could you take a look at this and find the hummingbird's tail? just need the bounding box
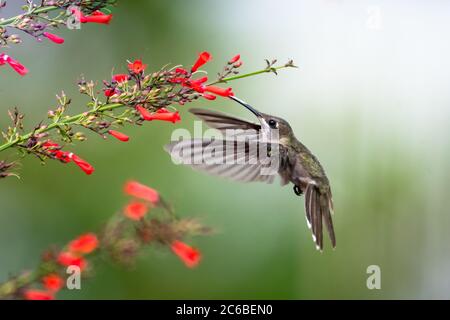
[304,184,336,251]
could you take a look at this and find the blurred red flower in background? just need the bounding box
[124,201,149,220]
[124,180,160,204]
[42,274,64,293]
[171,240,201,268]
[23,289,54,300]
[69,233,99,254]
[57,252,87,271]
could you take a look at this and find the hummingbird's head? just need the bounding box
[229,96,294,140]
[259,112,294,139]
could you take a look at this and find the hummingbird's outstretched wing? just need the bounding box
[188,108,261,132]
[164,108,284,184]
[164,138,278,183]
[304,182,336,250]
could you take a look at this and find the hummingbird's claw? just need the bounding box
[293,185,303,196]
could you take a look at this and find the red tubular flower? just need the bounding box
[124,180,159,203]
[151,111,180,123]
[234,61,243,68]
[191,51,211,72]
[190,76,208,86]
[43,32,65,44]
[156,108,170,113]
[42,141,71,162]
[57,252,87,270]
[171,240,201,268]
[137,106,181,123]
[0,53,28,76]
[229,54,240,63]
[175,67,188,75]
[42,141,94,174]
[104,88,117,97]
[136,105,152,120]
[173,75,208,93]
[180,77,209,93]
[152,110,181,123]
[128,59,147,74]
[124,201,148,220]
[183,81,205,93]
[70,154,95,175]
[42,274,64,293]
[42,141,62,153]
[202,93,217,100]
[172,75,208,92]
[68,233,98,254]
[113,74,129,82]
[108,130,129,142]
[204,85,234,97]
[72,8,113,24]
[84,10,113,24]
[23,290,54,300]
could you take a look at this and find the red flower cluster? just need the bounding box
[170,51,239,100]
[123,180,160,220]
[5,52,250,179]
[0,53,28,76]
[122,181,202,268]
[1,7,114,77]
[23,233,98,300]
[13,180,211,300]
[42,141,94,175]
[104,54,241,130]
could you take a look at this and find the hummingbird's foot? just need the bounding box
[293,185,303,196]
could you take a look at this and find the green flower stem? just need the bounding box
[208,65,293,86]
[0,6,59,27]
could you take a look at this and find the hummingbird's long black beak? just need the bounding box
[229,96,263,119]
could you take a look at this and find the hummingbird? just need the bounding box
[165,96,336,251]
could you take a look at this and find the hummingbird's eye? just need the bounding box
[268,119,278,129]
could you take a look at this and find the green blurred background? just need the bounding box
[1,0,450,299]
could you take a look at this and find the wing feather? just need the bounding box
[189,108,261,132]
[164,138,279,184]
